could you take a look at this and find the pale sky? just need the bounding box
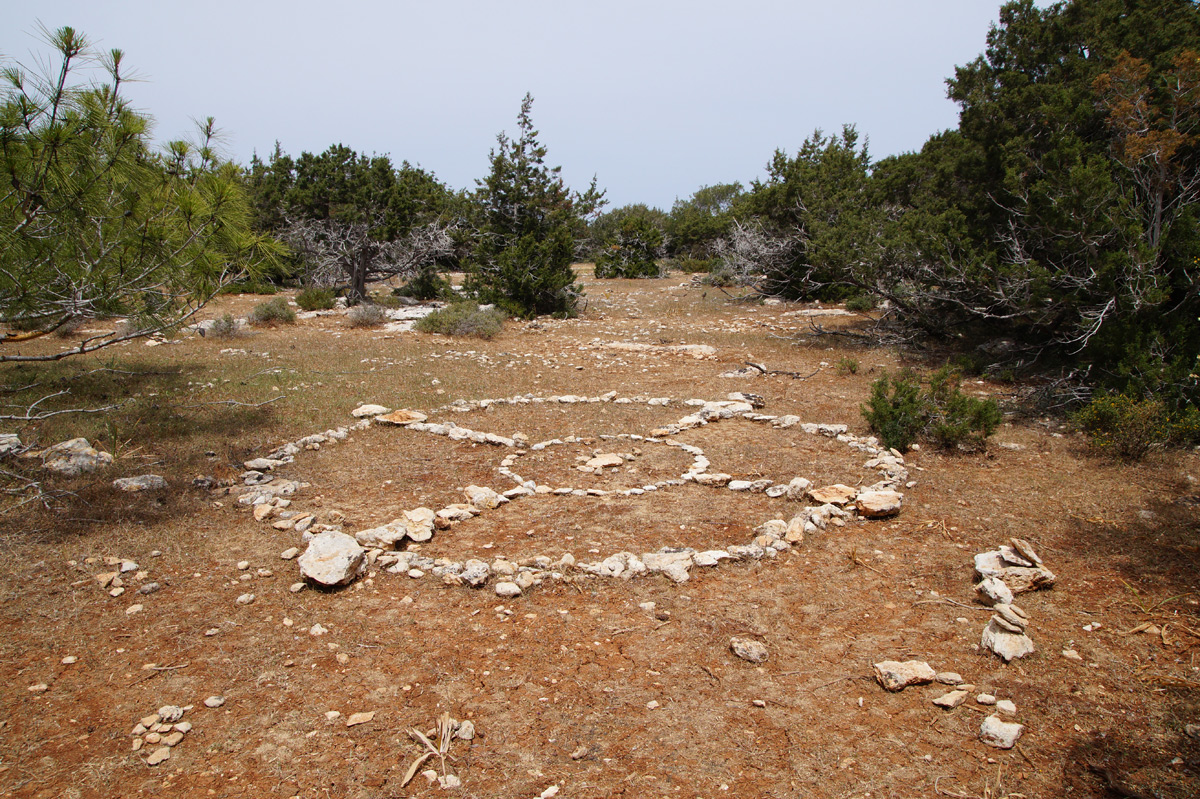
[2,0,1003,210]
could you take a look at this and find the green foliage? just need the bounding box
[862,370,929,452]
[674,257,718,274]
[594,215,664,278]
[844,294,876,312]
[347,303,387,328]
[1074,393,1199,460]
[295,288,336,311]
[466,94,604,318]
[666,183,745,259]
[868,1,1200,409]
[701,264,738,288]
[862,367,1000,452]
[248,297,295,326]
[925,368,1002,453]
[415,302,505,339]
[245,142,457,298]
[0,27,281,361]
[588,204,667,260]
[835,356,859,376]
[741,126,879,300]
[395,263,453,301]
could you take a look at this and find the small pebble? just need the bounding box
[237,561,250,570]
[977,693,997,705]
[996,699,1017,715]
[203,696,225,709]
[125,604,143,615]
[235,593,255,605]
[61,656,77,665]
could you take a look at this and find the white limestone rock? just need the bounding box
[854,490,903,518]
[113,474,167,492]
[298,532,365,587]
[350,404,390,418]
[981,617,1035,661]
[42,438,112,476]
[873,660,936,692]
[980,715,1024,749]
[729,637,769,664]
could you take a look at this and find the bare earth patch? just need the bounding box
[0,269,1197,798]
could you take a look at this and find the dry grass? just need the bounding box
[0,270,1197,799]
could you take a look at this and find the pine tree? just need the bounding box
[467,94,603,317]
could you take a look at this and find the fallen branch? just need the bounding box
[177,396,286,410]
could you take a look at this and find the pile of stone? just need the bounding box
[131,704,194,765]
[873,660,1026,749]
[973,538,1055,661]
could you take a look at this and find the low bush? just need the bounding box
[347,303,388,328]
[395,264,454,301]
[295,288,336,311]
[1073,393,1199,459]
[675,257,718,274]
[862,367,1001,452]
[416,302,505,339]
[248,297,295,326]
[835,356,859,376]
[209,312,240,338]
[844,294,877,312]
[218,280,277,296]
[702,264,738,287]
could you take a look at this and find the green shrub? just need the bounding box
[862,367,1001,452]
[1072,393,1199,459]
[218,280,277,296]
[209,312,240,338]
[395,264,453,301]
[676,257,718,274]
[926,368,1002,452]
[594,216,664,279]
[862,370,929,451]
[835,356,859,376]
[248,296,295,326]
[844,294,877,312]
[702,264,738,287]
[295,288,335,311]
[347,303,388,328]
[416,302,506,339]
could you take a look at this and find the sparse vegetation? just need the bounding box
[415,302,505,339]
[209,312,240,338]
[1073,394,1200,460]
[835,356,859,376]
[347,303,389,328]
[295,288,336,311]
[862,367,1000,452]
[844,294,876,313]
[248,297,296,326]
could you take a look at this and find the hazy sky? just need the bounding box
[3,1,1003,210]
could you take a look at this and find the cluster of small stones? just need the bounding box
[130,705,194,766]
[871,660,1026,749]
[973,538,1056,662]
[232,391,910,597]
[79,554,168,617]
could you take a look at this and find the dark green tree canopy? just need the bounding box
[466,93,605,317]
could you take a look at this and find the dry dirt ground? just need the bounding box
[1,269,1198,799]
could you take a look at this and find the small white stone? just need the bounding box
[235,593,255,605]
